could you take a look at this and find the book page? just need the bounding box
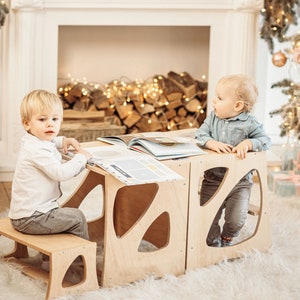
[97,134,138,146]
[85,145,183,185]
[98,134,186,147]
[130,145,205,160]
[130,139,206,158]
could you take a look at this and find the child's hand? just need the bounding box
[232,140,252,159]
[75,148,92,161]
[62,137,81,154]
[206,140,233,154]
[62,137,91,161]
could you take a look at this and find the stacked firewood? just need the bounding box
[58,71,208,133]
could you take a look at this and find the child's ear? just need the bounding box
[234,100,245,112]
[23,120,30,131]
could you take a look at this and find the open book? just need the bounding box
[83,145,183,185]
[97,132,206,160]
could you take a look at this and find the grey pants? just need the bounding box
[11,207,89,240]
[200,176,252,247]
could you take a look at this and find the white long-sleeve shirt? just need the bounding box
[9,132,87,219]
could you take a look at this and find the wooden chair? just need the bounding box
[0,218,98,300]
[186,151,272,270]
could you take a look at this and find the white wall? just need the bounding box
[58,26,210,84]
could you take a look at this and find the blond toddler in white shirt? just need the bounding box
[9,90,91,242]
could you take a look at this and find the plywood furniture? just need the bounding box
[0,132,272,294]
[186,151,271,270]
[62,151,190,287]
[0,218,98,300]
[61,139,271,286]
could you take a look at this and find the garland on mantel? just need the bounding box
[57,71,208,133]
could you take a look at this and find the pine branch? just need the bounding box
[260,0,299,53]
[270,79,293,88]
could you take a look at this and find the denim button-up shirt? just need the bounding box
[195,111,271,180]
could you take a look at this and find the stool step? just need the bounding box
[0,217,99,299]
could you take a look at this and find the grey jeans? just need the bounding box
[200,176,252,247]
[11,207,89,240]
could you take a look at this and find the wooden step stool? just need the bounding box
[0,217,99,300]
[186,151,272,269]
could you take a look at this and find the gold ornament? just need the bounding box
[272,51,287,67]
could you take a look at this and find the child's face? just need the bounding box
[212,81,243,119]
[23,106,62,141]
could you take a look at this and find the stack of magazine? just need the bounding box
[97,132,206,160]
[82,131,206,186]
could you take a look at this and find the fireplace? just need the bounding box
[57,25,210,137]
[0,0,263,177]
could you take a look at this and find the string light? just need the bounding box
[260,0,299,53]
[58,73,207,133]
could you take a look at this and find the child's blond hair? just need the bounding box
[20,90,63,125]
[218,74,258,112]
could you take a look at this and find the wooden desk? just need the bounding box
[62,140,271,287]
[62,142,190,287]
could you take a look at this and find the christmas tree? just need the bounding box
[260,0,300,141]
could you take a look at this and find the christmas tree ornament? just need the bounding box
[292,47,300,64]
[272,51,287,67]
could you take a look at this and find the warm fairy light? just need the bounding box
[58,72,208,132]
[82,88,88,96]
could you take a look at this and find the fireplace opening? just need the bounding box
[57,26,210,139]
[58,26,210,84]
